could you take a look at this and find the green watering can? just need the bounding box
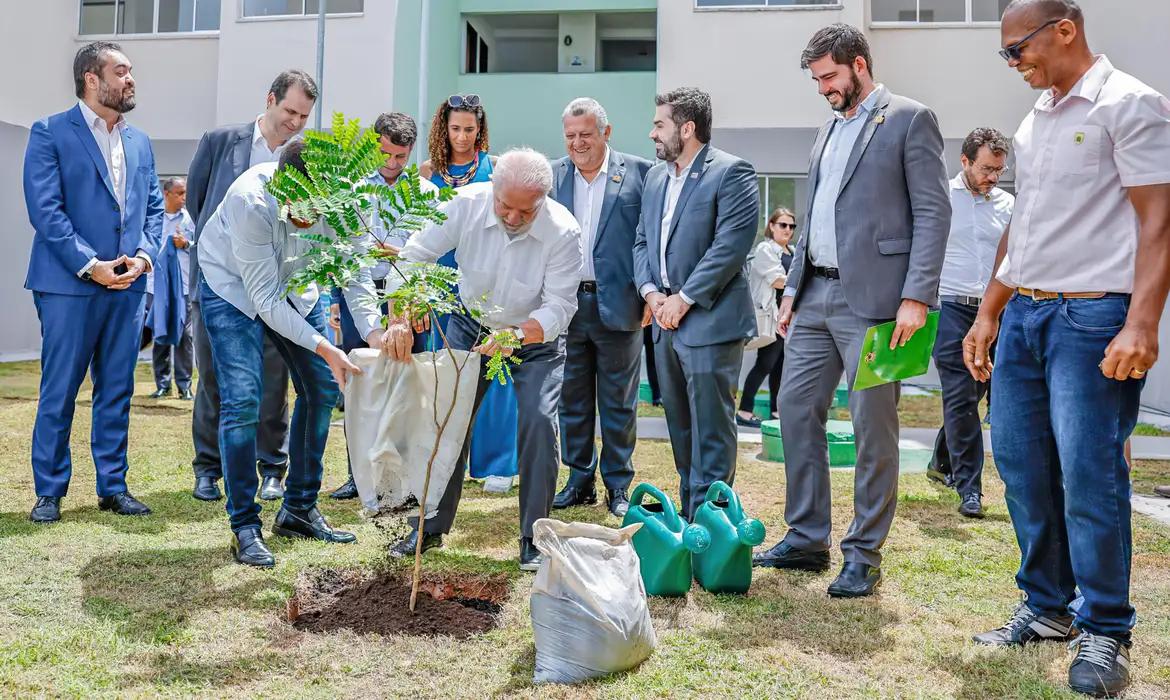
[622,483,711,597]
[690,481,766,594]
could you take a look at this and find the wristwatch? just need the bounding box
[512,326,525,343]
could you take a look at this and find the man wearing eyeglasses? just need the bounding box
[925,128,1013,519]
[965,1,1170,696]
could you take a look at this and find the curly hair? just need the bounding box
[426,99,490,175]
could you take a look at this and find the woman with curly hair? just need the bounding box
[421,95,517,494]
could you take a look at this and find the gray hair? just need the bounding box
[162,176,186,192]
[492,148,553,194]
[562,97,609,130]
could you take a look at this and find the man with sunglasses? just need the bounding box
[965,1,1170,696]
[926,128,1013,519]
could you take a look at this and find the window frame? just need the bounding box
[78,0,222,38]
[237,0,364,22]
[693,0,844,11]
[869,0,1005,28]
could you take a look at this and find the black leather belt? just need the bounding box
[941,294,981,307]
[812,266,840,279]
[579,281,597,293]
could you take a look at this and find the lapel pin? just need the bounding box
[873,114,886,125]
[689,172,699,179]
[612,174,622,183]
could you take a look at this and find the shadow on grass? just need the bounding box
[931,647,1072,700]
[897,492,1010,545]
[697,573,900,661]
[0,489,226,539]
[122,650,293,691]
[79,545,276,645]
[494,639,644,696]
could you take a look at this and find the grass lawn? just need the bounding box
[2,361,1169,698]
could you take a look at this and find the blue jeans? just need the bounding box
[992,293,1141,640]
[200,282,338,532]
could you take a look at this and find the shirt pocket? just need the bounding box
[1051,125,1103,180]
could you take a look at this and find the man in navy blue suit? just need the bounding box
[549,98,653,518]
[23,41,163,523]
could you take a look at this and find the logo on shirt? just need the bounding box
[1074,131,1086,145]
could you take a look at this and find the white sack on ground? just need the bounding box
[530,518,657,684]
[344,348,481,518]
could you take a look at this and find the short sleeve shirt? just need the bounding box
[997,55,1170,293]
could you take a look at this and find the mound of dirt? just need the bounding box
[289,569,509,639]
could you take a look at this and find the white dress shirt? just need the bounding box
[76,100,152,277]
[939,173,1013,297]
[392,182,582,338]
[997,55,1170,293]
[638,154,698,304]
[250,116,289,168]
[197,162,381,351]
[571,146,609,281]
[164,209,195,295]
[366,171,439,281]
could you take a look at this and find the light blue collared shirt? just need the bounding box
[806,85,886,269]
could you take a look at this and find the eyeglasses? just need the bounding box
[998,18,1062,61]
[447,94,481,109]
[772,222,796,230]
[976,165,1009,177]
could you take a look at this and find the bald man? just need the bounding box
[965,1,1170,696]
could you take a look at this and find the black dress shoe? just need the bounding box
[177,387,193,401]
[606,488,630,518]
[752,540,830,572]
[30,496,61,523]
[192,476,222,501]
[552,481,597,510]
[272,506,356,543]
[388,529,442,558]
[149,387,171,399]
[926,462,955,488]
[827,562,882,598]
[735,412,762,428]
[329,477,359,500]
[259,476,284,501]
[98,492,152,516]
[520,537,544,572]
[959,493,984,519]
[231,527,275,568]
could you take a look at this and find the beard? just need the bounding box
[98,79,136,113]
[502,218,535,236]
[829,70,864,114]
[654,130,683,162]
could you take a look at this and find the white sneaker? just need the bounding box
[483,476,514,493]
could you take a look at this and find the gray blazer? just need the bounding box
[633,144,760,347]
[786,88,951,319]
[185,121,255,298]
[552,150,654,332]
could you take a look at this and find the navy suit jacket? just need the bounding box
[23,104,163,296]
[551,150,653,332]
[185,121,255,297]
[633,144,760,347]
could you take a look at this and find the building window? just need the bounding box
[757,175,797,238]
[241,0,362,18]
[871,0,1008,24]
[696,0,840,8]
[80,0,220,34]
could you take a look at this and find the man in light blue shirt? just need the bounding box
[197,141,384,568]
[148,177,196,399]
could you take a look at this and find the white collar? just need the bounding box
[78,100,126,133]
[1035,55,1113,112]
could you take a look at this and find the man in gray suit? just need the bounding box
[185,70,316,502]
[633,87,760,520]
[753,24,950,598]
[550,98,653,518]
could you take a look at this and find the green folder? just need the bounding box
[853,311,940,391]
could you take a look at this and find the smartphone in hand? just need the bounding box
[113,262,128,275]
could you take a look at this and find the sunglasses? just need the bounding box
[772,222,796,230]
[998,18,1062,61]
[447,94,481,109]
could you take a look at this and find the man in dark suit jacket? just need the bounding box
[549,98,653,518]
[633,87,760,520]
[23,42,162,523]
[185,70,317,502]
[753,25,950,598]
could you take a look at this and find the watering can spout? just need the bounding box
[682,524,711,554]
[737,519,766,547]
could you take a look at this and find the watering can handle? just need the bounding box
[629,483,683,531]
[703,480,746,522]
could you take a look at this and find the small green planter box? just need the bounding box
[759,419,857,467]
[753,393,772,419]
[832,384,849,409]
[639,380,654,404]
